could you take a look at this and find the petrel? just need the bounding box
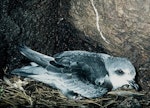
[11,45,139,99]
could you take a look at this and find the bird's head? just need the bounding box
[105,57,139,90]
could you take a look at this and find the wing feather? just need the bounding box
[12,65,108,98]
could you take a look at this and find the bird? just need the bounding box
[11,45,139,99]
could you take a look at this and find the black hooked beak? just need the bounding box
[128,80,139,91]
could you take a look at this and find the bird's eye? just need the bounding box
[115,69,124,75]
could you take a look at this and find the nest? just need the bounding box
[0,76,149,108]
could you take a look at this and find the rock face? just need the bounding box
[69,0,150,64]
[0,0,150,97]
[0,0,106,71]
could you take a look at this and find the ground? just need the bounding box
[0,74,149,107]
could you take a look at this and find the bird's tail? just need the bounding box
[19,45,55,68]
[16,45,62,74]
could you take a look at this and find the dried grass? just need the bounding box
[0,76,149,108]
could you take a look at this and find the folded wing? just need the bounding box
[11,46,110,98]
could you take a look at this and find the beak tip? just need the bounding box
[134,84,139,91]
[128,80,139,91]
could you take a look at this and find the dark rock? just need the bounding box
[0,0,106,73]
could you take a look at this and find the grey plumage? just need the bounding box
[11,45,139,99]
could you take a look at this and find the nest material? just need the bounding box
[0,76,149,108]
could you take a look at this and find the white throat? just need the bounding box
[109,75,129,90]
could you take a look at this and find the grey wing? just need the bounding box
[11,65,108,98]
[18,46,108,83]
[11,47,110,98]
[54,51,109,85]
